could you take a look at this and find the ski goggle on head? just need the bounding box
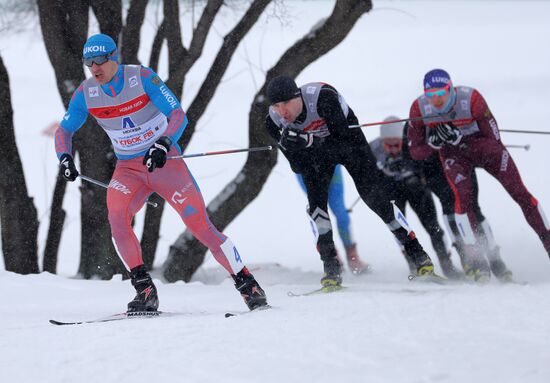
[425,83,451,98]
[382,140,403,153]
[83,53,113,67]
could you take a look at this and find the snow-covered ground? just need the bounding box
[1,1,550,382]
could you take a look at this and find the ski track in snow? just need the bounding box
[1,269,550,383]
[1,1,550,382]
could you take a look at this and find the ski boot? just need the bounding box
[232,267,268,310]
[413,251,435,276]
[454,242,490,283]
[392,228,435,277]
[127,265,159,312]
[345,243,371,275]
[320,257,343,290]
[401,234,435,276]
[488,249,513,283]
[462,254,491,284]
[437,252,464,280]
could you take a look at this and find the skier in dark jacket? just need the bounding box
[265,75,439,288]
[370,116,462,279]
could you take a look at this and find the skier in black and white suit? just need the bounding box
[264,75,439,287]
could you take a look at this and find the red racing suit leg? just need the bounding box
[442,138,550,253]
[475,139,550,250]
[107,148,245,274]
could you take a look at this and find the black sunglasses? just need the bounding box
[83,54,110,67]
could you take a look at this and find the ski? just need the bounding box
[224,305,272,318]
[287,285,348,297]
[408,274,450,285]
[49,311,177,326]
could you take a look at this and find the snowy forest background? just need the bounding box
[1,1,549,382]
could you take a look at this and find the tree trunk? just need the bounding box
[163,0,373,282]
[0,55,39,274]
[38,0,89,274]
[38,0,125,278]
[42,175,66,273]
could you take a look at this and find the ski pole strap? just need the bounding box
[79,175,158,208]
[167,146,273,160]
[344,114,550,135]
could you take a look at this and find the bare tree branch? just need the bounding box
[148,18,166,72]
[181,0,224,74]
[164,0,224,96]
[180,0,272,149]
[121,0,150,64]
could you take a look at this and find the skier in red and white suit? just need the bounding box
[408,69,550,281]
[55,34,267,311]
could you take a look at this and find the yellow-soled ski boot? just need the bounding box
[320,257,343,292]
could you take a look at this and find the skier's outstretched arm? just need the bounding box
[140,66,188,149]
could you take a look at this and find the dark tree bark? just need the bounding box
[38,0,90,274]
[42,175,66,273]
[140,0,270,269]
[0,55,39,274]
[148,19,166,72]
[91,0,123,42]
[163,0,373,282]
[121,0,149,64]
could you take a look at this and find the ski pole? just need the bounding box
[79,175,158,208]
[505,144,530,151]
[346,196,362,213]
[346,116,550,136]
[308,115,472,135]
[168,146,273,160]
[500,129,550,135]
[347,114,473,129]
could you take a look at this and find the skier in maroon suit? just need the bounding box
[407,69,550,281]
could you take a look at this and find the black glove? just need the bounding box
[279,128,315,151]
[434,122,462,145]
[385,156,404,174]
[427,128,444,150]
[143,136,171,173]
[59,153,79,181]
